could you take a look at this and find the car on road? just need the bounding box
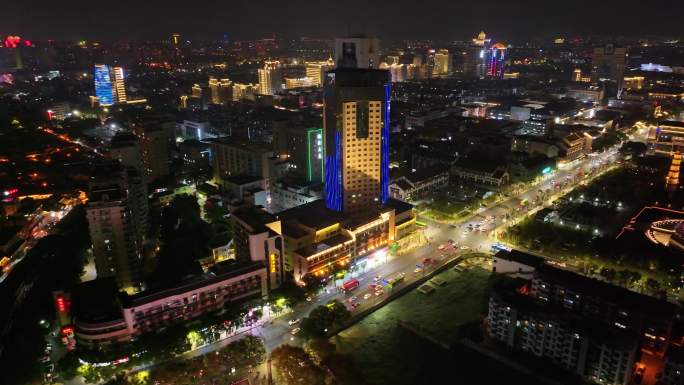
[351,302,360,309]
[460,245,470,250]
[373,275,381,282]
[374,289,383,296]
[414,267,422,274]
[350,295,358,302]
[290,328,301,335]
[306,296,313,302]
[288,318,300,326]
[363,293,372,300]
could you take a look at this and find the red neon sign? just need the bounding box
[56,296,66,312]
[4,36,21,49]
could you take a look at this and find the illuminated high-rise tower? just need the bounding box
[94,64,127,105]
[486,43,506,78]
[111,66,127,103]
[305,59,334,86]
[94,64,114,106]
[258,60,282,95]
[323,68,391,214]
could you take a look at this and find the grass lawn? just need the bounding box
[330,268,540,385]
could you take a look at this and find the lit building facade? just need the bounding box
[486,43,506,78]
[489,250,680,385]
[94,64,114,106]
[306,59,334,86]
[648,121,684,155]
[86,163,143,293]
[284,77,312,89]
[433,49,451,76]
[231,205,285,291]
[93,64,127,106]
[209,77,232,104]
[111,66,127,103]
[68,258,272,346]
[258,60,282,95]
[323,68,391,214]
[464,31,490,78]
[278,200,404,281]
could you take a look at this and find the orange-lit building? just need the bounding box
[277,199,411,281]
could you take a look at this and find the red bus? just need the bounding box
[342,279,360,293]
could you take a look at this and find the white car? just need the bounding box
[414,268,422,273]
[460,245,470,250]
[288,318,300,326]
[290,328,301,335]
[363,293,372,300]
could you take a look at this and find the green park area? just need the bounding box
[502,164,684,297]
[418,185,502,221]
[327,267,538,385]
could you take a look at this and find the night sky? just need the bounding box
[2,0,683,41]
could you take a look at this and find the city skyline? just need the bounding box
[2,3,684,385]
[2,0,683,41]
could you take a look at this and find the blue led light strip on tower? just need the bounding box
[380,83,391,204]
[325,130,343,211]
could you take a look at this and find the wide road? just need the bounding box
[187,146,621,356]
[63,145,624,385]
[0,198,78,284]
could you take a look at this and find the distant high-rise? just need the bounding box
[323,68,391,214]
[464,32,505,79]
[93,64,127,106]
[111,66,127,103]
[334,36,380,69]
[108,132,148,243]
[109,131,144,176]
[591,44,627,90]
[472,31,491,46]
[486,43,506,78]
[133,122,170,183]
[305,59,334,87]
[258,60,282,95]
[464,31,489,78]
[86,162,143,293]
[191,84,202,98]
[208,77,233,104]
[433,49,451,76]
[94,64,114,106]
